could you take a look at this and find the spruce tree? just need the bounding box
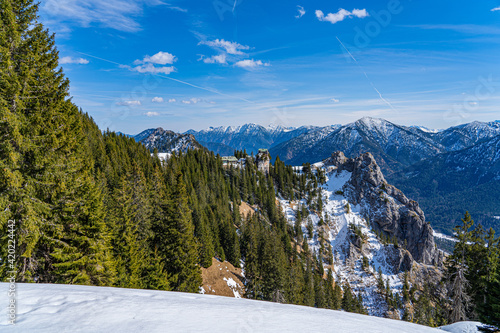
[162,171,202,292]
[445,212,474,323]
[111,176,148,289]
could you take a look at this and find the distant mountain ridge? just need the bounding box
[134,127,203,154]
[270,117,500,172]
[184,123,336,155]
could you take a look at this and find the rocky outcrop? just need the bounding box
[325,151,438,265]
[256,149,270,175]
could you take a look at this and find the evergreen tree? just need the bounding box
[161,171,202,292]
[445,212,473,323]
[111,176,148,289]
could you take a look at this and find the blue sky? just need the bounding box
[40,0,500,134]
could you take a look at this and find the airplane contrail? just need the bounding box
[76,51,254,104]
[335,36,398,112]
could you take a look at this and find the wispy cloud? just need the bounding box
[152,97,164,103]
[202,54,227,64]
[404,24,500,35]
[295,5,306,19]
[182,98,201,104]
[315,8,368,24]
[41,0,164,33]
[131,63,176,74]
[144,111,160,117]
[180,98,216,105]
[199,39,250,55]
[331,98,340,103]
[234,59,270,69]
[492,7,500,12]
[117,100,141,106]
[166,3,188,13]
[60,56,89,64]
[168,98,177,103]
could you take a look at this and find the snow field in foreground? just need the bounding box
[0,283,446,333]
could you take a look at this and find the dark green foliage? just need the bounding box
[161,171,201,292]
[441,211,500,327]
[0,0,114,285]
[341,283,366,314]
[362,256,369,272]
[403,271,410,302]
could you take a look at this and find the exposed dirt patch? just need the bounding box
[239,201,257,219]
[201,258,245,298]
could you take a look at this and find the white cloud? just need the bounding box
[168,98,177,103]
[132,63,176,75]
[234,59,270,69]
[203,54,227,64]
[130,51,177,75]
[141,51,177,65]
[492,7,500,11]
[41,0,164,33]
[331,98,340,103]
[144,112,160,117]
[60,56,89,64]
[116,100,141,106]
[295,5,306,18]
[181,98,202,104]
[152,97,164,103]
[315,8,368,24]
[199,39,250,55]
[351,9,369,18]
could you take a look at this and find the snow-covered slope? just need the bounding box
[270,117,500,173]
[1,283,446,333]
[185,123,324,155]
[435,120,500,151]
[271,117,444,171]
[280,169,398,316]
[439,321,483,333]
[134,128,202,153]
[275,152,453,324]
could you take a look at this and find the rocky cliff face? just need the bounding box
[325,151,439,265]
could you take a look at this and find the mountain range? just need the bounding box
[134,127,203,153]
[185,123,335,156]
[132,117,500,234]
